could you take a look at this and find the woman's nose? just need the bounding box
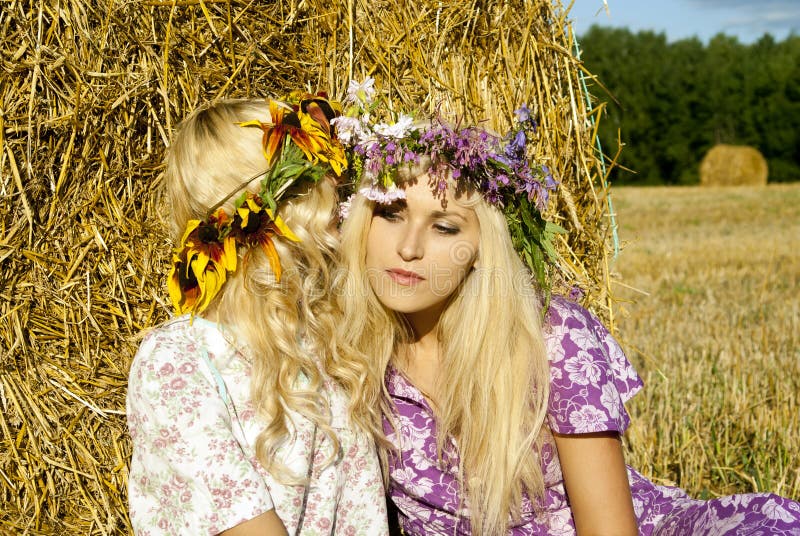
[397,226,423,261]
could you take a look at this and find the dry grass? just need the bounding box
[611,184,800,500]
[0,0,614,532]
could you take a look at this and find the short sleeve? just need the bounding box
[543,296,644,435]
[126,325,273,535]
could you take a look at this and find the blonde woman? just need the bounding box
[126,96,388,535]
[335,92,800,535]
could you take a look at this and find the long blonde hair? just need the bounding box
[165,98,383,482]
[337,171,551,534]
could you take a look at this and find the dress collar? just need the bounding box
[385,363,434,411]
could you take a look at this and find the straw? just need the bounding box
[0,1,613,531]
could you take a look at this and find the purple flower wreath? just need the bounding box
[334,78,565,292]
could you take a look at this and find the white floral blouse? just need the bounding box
[126,316,388,535]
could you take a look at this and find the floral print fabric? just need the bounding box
[127,316,388,535]
[384,296,800,535]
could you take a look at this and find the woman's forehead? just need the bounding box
[399,175,476,215]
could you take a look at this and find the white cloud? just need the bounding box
[685,0,800,39]
[685,0,795,7]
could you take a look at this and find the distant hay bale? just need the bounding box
[0,0,616,532]
[700,144,768,186]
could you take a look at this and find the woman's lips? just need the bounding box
[386,268,425,285]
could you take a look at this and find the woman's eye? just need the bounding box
[434,224,459,235]
[375,207,402,222]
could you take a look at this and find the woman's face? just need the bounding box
[365,177,480,321]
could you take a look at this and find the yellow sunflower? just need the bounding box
[230,195,299,281]
[167,209,237,315]
[241,98,347,176]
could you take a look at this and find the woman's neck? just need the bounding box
[401,308,444,403]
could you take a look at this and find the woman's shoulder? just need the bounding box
[129,315,237,389]
[542,294,608,352]
[544,294,599,332]
[543,295,644,434]
[139,314,224,342]
[543,294,639,378]
[133,316,205,364]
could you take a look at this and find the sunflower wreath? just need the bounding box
[168,92,345,316]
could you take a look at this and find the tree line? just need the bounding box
[578,27,800,185]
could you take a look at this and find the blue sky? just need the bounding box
[568,0,800,44]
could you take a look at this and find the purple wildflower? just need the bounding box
[365,158,383,178]
[543,166,557,191]
[568,285,585,302]
[514,103,531,123]
[485,190,502,204]
[362,142,386,178]
[514,130,526,147]
[518,177,547,210]
[538,188,550,211]
[505,130,527,162]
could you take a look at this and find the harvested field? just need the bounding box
[611,184,800,500]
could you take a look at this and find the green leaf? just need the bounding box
[262,190,277,213]
[544,221,567,234]
[233,192,247,209]
[542,236,559,262]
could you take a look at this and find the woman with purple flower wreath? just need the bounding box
[334,78,800,535]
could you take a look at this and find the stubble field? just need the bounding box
[610,183,799,500]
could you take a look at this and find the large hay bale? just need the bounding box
[700,144,768,186]
[0,0,615,532]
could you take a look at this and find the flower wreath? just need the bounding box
[334,78,565,292]
[168,81,564,316]
[168,93,345,316]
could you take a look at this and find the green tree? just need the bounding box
[578,27,800,184]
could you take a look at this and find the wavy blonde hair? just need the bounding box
[337,165,551,534]
[165,98,383,482]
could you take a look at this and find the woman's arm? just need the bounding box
[219,510,288,536]
[553,431,638,536]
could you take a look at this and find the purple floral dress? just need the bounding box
[384,296,800,535]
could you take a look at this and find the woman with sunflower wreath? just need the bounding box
[126,95,388,535]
